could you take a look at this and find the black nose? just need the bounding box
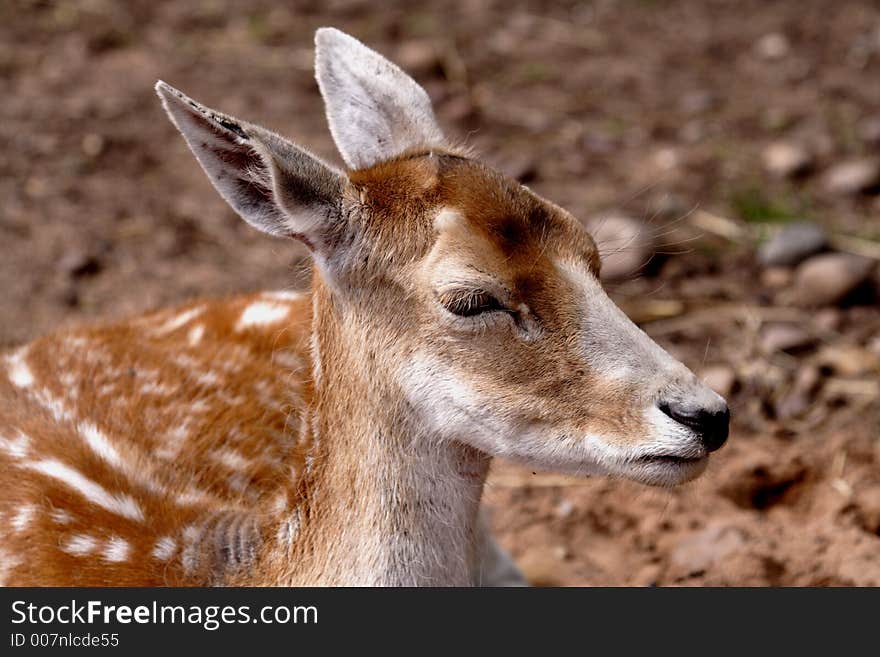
[658,400,729,452]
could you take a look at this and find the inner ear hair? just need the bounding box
[156,80,345,248]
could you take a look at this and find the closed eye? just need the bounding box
[438,288,509,317]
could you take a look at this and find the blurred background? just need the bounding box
[1,0,878,585]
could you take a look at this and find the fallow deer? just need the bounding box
[0,28,728,586]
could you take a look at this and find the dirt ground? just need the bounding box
[2,1,879,585]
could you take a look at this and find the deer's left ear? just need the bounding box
[315,27,448,170]
[156,81,345,252]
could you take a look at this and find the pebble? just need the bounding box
[758,221,827,267]
[822,158,880,195]
[555,498,575,519]
[669,524,746,576]
[587,215,654,281]
[762,142,813,179]
[815,345,880,377]
[775,390,810,420]
[794,253,876,306]
[756,32,791,60]
[760,323,816,354]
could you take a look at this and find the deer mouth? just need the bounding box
[635,453,707,467]
[619,451,710,486]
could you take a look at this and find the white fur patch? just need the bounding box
[153,307,205,335]
[11,504,35,532]
[151,536,177,561]
[79,422,125,470]
[0,431,30,460]
[102,536,131,562]
[25,458,144,522]
[6,348,34,388]
[262,290,304,302]
[187,324,205,346]
[50,508,73,525]
[62,534,98,556]
[214,448,252,471]
[236,301,290,331]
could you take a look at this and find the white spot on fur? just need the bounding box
[0,431,30,460]
[152,536,177,561]
[79,422,125,470]
[62,533,98,556]
[32,387,73,423]
[181,524,202,574]
[6,348,34,388]
[11,504,35,532]
[196,370,220,386]
[25,458,145,522]
[262,290,304,302]
[141,382,176,396]
[236,301,290,331]
[187,324,205,346]
[214,448,252,470]
[102,536,131,562]
[50,508,73,525]
[152,306,205,335]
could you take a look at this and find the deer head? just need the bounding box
[156,27,728,490]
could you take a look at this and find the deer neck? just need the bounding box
[267,280,489,586]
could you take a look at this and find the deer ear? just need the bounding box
[315,27,447,170]
[155,81,345,250]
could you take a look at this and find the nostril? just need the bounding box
[658,401,730,452]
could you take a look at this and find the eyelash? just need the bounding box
[438,289,509,318]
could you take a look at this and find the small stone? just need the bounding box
[793,365,821,395]
[815,345,880,377]
[794,253,876,306]
[518,548,565,587]
[760,323,816,354]
[81,133,105,158]
[632,563,662,587]
[555,498,575,519]
[775,390,810,420]
[758,221,827,267]
[822,158,880,195]
[812,308,841,333]
[669,523,746,577]
[700,364,737,397]
[552,545,571,561]
[651,147,680,173]
[761,266,794,288]
[586,215,654,282]
[762,142,813,179]
[756,32,790,60]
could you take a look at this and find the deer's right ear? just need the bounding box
[156,81,345,251]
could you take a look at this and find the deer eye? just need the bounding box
[438,289,508,317]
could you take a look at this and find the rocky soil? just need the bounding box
[1,0,878,585]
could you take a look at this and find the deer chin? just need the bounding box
[610,451,710,487]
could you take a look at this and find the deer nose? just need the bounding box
[658,400,730,452]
